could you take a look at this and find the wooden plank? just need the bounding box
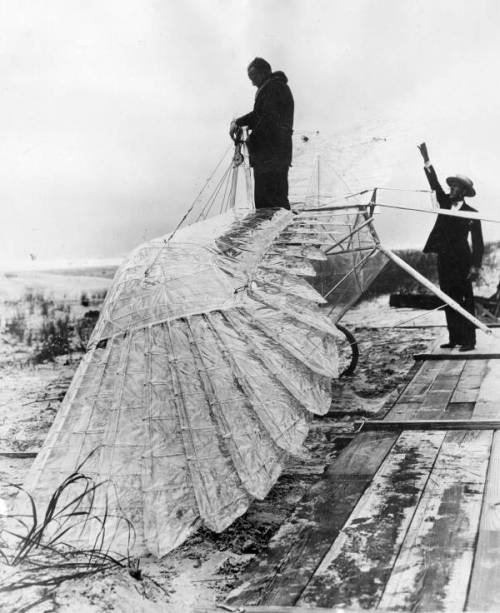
[225,431,398,607]
[297,430,445,610]
[413,360,466,418]
[413,409,449,421]
[430,374,461,391]
[399,376,439,402]
[450,387,481,404]
[419,390,455,411]
[444,402,475,420]
[329,431,397,476]
[397,362,443,403]
[392,360,463,421]
[195,606,395,613]
[463,359,489,376]
[419,360,447,373]
[414,352,500,360]
[467,430,500,610]
[398,386,431,404]
[452,392,481,407]
[362,420,500,431]
[379,430,492,612]
[384,402,421,421]
[473,360,500,419]
[450,360,488,404]
[440,359,466,376]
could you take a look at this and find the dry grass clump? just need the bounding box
[4,311,27,343]
[0,454,140,610]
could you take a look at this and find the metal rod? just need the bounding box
[323,247,378,300]
[303,200,500,225]
[324,216,375,255]
[302,203,371,212]
[374,201,500,224]
[325,246,376,256]
[377,244,492,335]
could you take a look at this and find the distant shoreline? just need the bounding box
[2,266,118,280]
[40,266,118,279]
[1,259,122,277]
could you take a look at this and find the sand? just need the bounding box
[0,269,448,612]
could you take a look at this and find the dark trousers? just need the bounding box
[438,254,476,346]
[253,169,290,210]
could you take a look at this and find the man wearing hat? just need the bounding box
[418,142,484,351]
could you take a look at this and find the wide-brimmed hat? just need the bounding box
[446,174,476,197]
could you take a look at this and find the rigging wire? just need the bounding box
[377,187,433,193]
[196,164,231,220]
[219,166,234,214]
[194,163,233,222]
[390,303,447,328]
[169,144,232,242]
[143,145,232,278]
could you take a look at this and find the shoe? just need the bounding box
[459,345,475,352]
[440,343,456,349]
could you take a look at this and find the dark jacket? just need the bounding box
[423,165,484,268]
[236,71,294,172]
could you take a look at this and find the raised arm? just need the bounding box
[418,142,448,207]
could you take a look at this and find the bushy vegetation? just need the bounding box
[2,290,105,363]
[33,316,73,363]
[80,290,106,307]
[482,240,500,269]
[5,311,27,342]
[361,250,438,299]
[361,241,500,300]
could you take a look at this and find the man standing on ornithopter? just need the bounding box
[418,142,484,351]
[229,57,294,210]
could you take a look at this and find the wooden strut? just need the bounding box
[376,244,493,337]
[372,201,500,225]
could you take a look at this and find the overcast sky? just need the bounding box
[2,0,500,268]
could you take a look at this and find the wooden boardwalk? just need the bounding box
[217,331,500,612]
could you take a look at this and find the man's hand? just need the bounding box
[418,142,430,164]
[468,266,481,282]
[229,120,240,141]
